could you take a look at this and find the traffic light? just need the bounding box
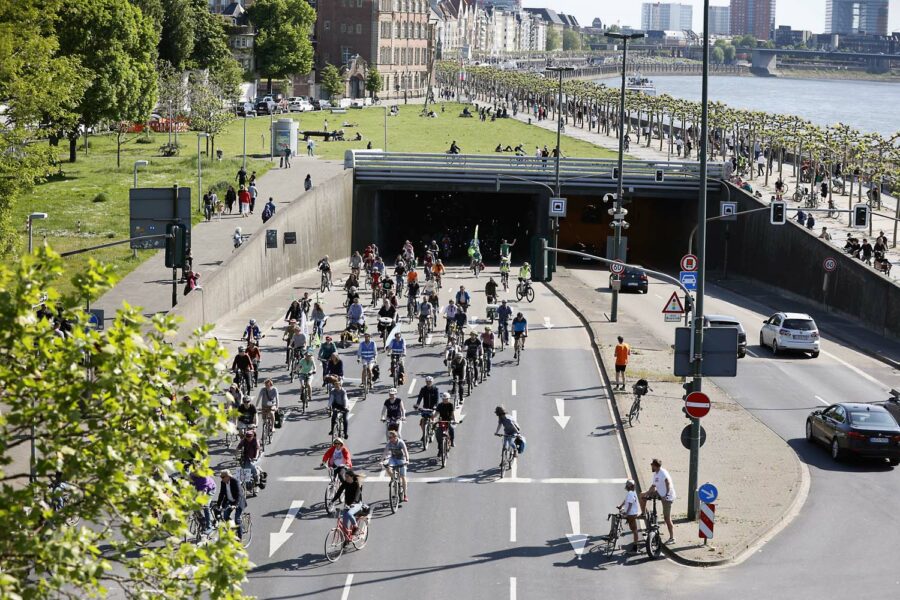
[165,224,186,269]
[852,203,870,229]
[770,201,786,225]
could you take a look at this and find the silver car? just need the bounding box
[759,312,820,358]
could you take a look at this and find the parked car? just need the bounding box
[318,100,333,110]
[608,267,648,294]
[759,312,820,358]
[236,102,257,117]
[255,95,286,115]
[287,97,313,112]
[806,403,900,465]
[704,314,747,358]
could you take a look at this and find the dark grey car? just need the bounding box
[608,268,648,294]
[704,314,747,358]
[806,402,900,465]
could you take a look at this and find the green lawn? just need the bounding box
[17,101,615,294]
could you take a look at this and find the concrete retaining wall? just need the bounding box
[170,170,353,339]
[705,184,900,339]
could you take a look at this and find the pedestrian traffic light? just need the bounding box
[165,224,186,269]
[852,203,870,229]
[770,201,786,225]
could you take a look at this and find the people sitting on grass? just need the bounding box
[495,144,513,153]
[460,107,473,118]
[448,141,461,155]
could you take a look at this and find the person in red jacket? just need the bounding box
[321,438,353,481]
[238,185,251,217]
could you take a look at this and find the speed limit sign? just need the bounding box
[610,260,626,275]
[823,257,837,272]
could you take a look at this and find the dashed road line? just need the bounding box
[340,574,353,600]
[510,577,517,600]
[407,378,417,395]
[511,380,517,396]
[510,507,517,542]
[814,395,830,405]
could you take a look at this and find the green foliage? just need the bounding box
[546,28,561,51]
[711,46,725,64]
[365,66,383,97]
[92,192,110,203]
[320,63,344,100]
[723,45,736,63]
[562,29,582,51]
[249,0,316,83]
[732,34,757,48]
[159,0,196,70]
[0,250,251,599]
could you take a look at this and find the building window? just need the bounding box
[395,22,400,38]
[342,46,353,65]
[356,24,362,34]
[325,20,331,31]
[357,0,363,6]
[340,23,347,33]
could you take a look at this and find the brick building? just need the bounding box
[729,0,775,40]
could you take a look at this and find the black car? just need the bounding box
[806,403,900,465]
[609,267,648,294]
[704,314,747,358]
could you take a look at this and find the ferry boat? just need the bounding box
[625,74,656,96]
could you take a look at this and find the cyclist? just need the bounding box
[407,278,420,315]
[497,300,512,345]
[434,392,457,449]
[246,341,262,387]
[480,326,495,376]
[512,312,528,352]
[443,335,460,366]
[347,297,365,334]
[310,302,327,340]
[283,319,301,364]
[318,255,332,286]
[499,238,516,261]
[413,376,440,441]
[417,295,433,342]
[428,239,440,257]
[284,299,303,322]
[255,379,279,442]
[431,259,445,287]
[236,429,263,487]
[189,470,217,534]
[485,277,499,305]
[455,285,471,312]
[318,336,338,384]
[382,430,410,503]
[386,332,407,381]
[499,258,511,288]
[298,349,317,389]
[380,388,406,441]
[322,438,353,482]
[453,302,468,335]
[494,405,521,455]
[449,352,468,402]
[236,394,257,435]
[216,470,247,540]
[345,284,360,306]
[231,347,254,394]
[393,256,407,292]
[328,379,350,439]
[330,469,365,537]
[372,255,385,278]
[243,319,261,343]
[442,299,459,336]
[617,479,640,552]
[518,262,532,285]
[422,251,434,281]
[381,271,395,298]
[349,250,363,276]
[377,299,397,344]
[288,327,308,369]
[357,332,377,388]
[324,352,344,387]
[463,331,483,384]
[402,239,415,263]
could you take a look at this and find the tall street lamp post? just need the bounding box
[606,31,645,323]
[546,65,574,275]
[242,110,248,170]
[27,212,47,484]
[133,160,148,189]
[197,133,209,213]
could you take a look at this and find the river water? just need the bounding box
[594,75,899,137]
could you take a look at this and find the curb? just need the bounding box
[545,273,811,568]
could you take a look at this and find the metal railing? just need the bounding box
[346,150,725,192]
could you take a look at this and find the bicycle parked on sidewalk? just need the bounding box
[627,379,651,426]
[644,497,663,559]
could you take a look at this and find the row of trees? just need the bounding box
[436,62,900,207]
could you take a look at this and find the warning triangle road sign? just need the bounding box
[662,291,685,314]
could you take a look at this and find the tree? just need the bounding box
[546,27,561,51]
[0,249,252,599]
[365,66,383,100]
[56,0,158,163]
[159,0,196,69]
[191,73,234,159]
[321,63,344,101]
[562,29,582,51]
[723,44,736,63]
[249,0,316,92]
[711,46,725,64]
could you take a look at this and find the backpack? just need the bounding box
[372,364,381,381]
[261,204,274,222]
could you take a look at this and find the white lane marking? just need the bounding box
[280,475,627,484]
[425,334,433,345]
[566,501,588,558]
[407,378,417,395]
[814,395,830,405]
[510,507,517,542]
[340,574,353,600]
[745,348,759,358]
[541,478,629,484]
[821,349,891,392]
[511,380,517,396]
[553,398,570,429]
[269,500,304,557]
[654,294,663,300]
[510,577,517,600]
[543,316,554,329]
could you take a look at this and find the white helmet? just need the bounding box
[389,388,397,395]
[441,392,451,400]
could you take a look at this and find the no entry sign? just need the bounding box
[684,391,711,418]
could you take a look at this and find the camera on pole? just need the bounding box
[769,201,786,225]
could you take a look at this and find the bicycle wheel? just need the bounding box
[289,359,296,383]
[241,512,252,548]
[325,481,337,516]
[324,528,345,562]
[352,518,369,549]
[515,285,524,302]
[645,529,662,559]
[321,276,327,293]
[525,287,535,303]
[439,435,447,468]
[186,512,201,544]
[606,516,620,554]
[628,400,639,427]
[500,447,509,478]
[389,478,399,513]
[265,419,273,446]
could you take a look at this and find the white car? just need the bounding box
[759,312,820,358]
[287,97,312,112]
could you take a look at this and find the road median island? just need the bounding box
[547,266,807,566]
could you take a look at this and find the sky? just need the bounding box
[522,0,900,34]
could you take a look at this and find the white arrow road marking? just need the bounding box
[543,316,554,329]
[340,574,354,600]
[814,395,829,405]
[510,577,517,600]
[510,507,517,542]
[269,500,304,557]
[566,501,589,558]
[511,380,517,396]
[407,378,417,395]
[553,398,570,429]
[347,398,357,420]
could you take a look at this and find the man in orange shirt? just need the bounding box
[613,336,630,390]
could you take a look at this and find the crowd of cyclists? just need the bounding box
[219,237,531,546]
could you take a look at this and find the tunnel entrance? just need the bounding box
[354,189,543,263]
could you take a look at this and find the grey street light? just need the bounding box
[605,31,645,322]
[197,133,209,213]
[545,65,575,276]
[27,211,47,484]
[242,109,248,170]
[27,212,48,255]
[382,104,389,150]
[133,160,148,189]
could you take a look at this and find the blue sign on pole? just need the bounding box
[698,482,718,504]
[679,271,698,291]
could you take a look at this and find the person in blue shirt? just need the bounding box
[347,297,365,329]
[243,319,261,343]
[512,312,528,351]
[387,332,407,379]
[497,299,513,348]
[357,332,377,386]
[372,256,385,275]
[455,285,470,312]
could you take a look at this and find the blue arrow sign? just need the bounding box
[698,482,718,504]
[679,271,698,292]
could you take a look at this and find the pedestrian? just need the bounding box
[861,238,873,265]
[304,174,312,191]
[323,119,329,132]
[225,185,237,214]
[307,138,315,157]
[261,197,276,223]
[613,336,630,390]
[203,191,214,221]
[639,458,676,545]
[233,227,243,249]
[249,171,257,186]
[617,479,641,552]
[283,145,291,168]
[248,181,258,214]
[805,213,815,230]
[818,227,832,241]
[756,152,766,177]
[238,185,251,217]
[279,146,285,168]
[184,271,200,295]
[675,137,683,157]
[236,166,247,187]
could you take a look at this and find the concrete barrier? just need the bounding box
[170,170,353,339]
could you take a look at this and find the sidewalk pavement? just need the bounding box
[547,266,806,565]
[508,105,900,283]
[92,156,345,323]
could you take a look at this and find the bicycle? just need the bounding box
[186,504,221,544]
[390,354,403,389]
[324,467,338,516]
[465,359,475,396]
[604,512,624,555]
[420,410,435,449]
[234,370,252,397]
[320,269,332,292]
[382,416,404,442]
[496,433,518,479]
[435,420,454,468]
[500,270,509,292]
[331,408,347,443]
[451,372,466,406]
[513,334,526,364]
[417,316,432,344]
[288,351,301,383]
[383,460,404,514]
[498,321,510,351]
[324,503,370,562]
[407,297,417,322]
[515,279,535,303]
[262,410,275,447]
[299,373,312,414]
[644,496,663,559]
[360,361,373,401]
[218,506,252,548]
[628,379,651,427]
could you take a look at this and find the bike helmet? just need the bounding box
[425,375,434,382]
[388,388,397,395]
[523,262,530,267]
[441,392,451,400]
[249,319,256,325]
[238,346,245,352]
[495,406,506,416]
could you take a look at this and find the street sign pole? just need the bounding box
[688,0,712,522]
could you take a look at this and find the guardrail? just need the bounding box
[345,151,725,192]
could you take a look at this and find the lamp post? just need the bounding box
[242,110,248,170]
[545,65,574,276]
[133,160,148,189]
[197,133,209,213]
[27,211,47,484]
[382,104,388,150]
[269,112,275,161]
[605,31,645,323]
